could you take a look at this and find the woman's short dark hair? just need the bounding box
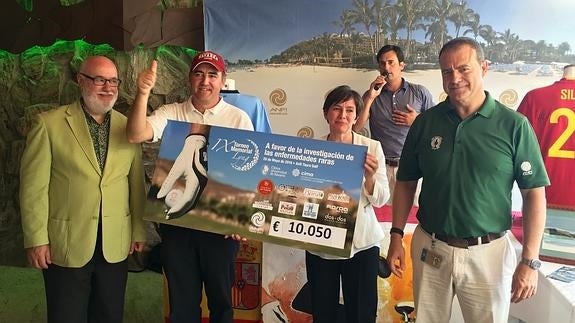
[322,85,363,117]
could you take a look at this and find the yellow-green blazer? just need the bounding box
[20,101,147,268]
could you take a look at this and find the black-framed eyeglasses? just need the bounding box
[80,73,122,87]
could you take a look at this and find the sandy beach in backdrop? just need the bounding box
[228,64,560,136]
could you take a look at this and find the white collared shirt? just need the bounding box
[147,96,254,142]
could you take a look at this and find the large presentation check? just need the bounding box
[144,120,367,257]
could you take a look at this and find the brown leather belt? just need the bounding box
[385,158,399,167]
[433,232,505,248]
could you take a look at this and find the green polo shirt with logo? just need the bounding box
[397,92,549,237]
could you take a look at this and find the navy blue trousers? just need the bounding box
[160,224,239,323]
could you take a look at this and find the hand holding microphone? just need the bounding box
[374,72,389,91]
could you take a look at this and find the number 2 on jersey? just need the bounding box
[548,107,575,159]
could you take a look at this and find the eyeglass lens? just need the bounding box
[81,73,121,86]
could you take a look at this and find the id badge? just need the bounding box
[420,248,443,269]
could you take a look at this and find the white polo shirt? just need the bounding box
[147,96,254,142]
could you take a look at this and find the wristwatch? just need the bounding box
[520,258,541,270]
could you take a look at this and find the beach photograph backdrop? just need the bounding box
[204,1,575,321]
[205,0,575,137]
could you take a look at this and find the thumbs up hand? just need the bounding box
[137,60,157,96]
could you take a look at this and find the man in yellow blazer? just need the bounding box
[19,56,147,323]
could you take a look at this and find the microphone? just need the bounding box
[374,72,389,90]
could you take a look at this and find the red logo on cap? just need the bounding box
[192,51,226,72]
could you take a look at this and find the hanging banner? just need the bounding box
[144,120,367,258]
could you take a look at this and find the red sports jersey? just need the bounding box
[517,78,575,210]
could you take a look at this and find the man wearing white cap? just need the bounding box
[127,50,253,323]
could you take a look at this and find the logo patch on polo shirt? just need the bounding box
[520,161,533,175]
[430,136,443,150]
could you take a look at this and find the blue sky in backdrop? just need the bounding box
[204,0,575,62]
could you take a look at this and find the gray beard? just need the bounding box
[81,89,117,115]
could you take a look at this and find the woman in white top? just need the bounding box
[306,85,390,323]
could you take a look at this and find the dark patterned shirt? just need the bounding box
[83,107,110,171]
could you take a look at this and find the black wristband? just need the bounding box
[390,227,404,238]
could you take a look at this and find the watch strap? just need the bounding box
[520,257,541,270]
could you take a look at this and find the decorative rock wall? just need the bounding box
[0,40,198,265]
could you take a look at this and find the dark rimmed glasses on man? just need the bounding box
[80,73,122,87]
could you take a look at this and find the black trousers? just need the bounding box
[42,238,128,323]
[160,224,239,323]
[305,246,379,323]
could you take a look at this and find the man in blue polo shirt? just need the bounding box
[354,45,434,205]
[386,37,549,323]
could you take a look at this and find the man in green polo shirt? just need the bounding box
[386,37,549,323]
